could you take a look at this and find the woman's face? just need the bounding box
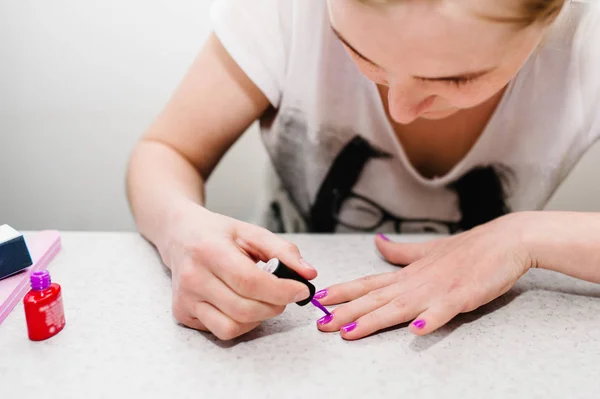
[327,0,548,124]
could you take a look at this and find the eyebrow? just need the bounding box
[331,26,495,82]
[332,27,381,67]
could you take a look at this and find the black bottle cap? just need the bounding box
[258,258,316,306]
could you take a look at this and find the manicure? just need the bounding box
[341,322,358,333]
[412,319,426,329]
[299,258,316,271]
[377,233,390,242]
[318,314,334,325]
[313,289,328,300]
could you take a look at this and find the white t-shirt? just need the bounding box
[210,0,600,234]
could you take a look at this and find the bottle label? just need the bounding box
[256,258,279,274]
[38,296,65,334]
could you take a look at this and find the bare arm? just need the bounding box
[126,32,271,250]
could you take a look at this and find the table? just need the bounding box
[1,232,600,398]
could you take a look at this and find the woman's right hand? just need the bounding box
[157,200,317,340]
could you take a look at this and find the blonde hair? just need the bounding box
[357,0,566,26]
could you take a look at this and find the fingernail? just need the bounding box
[313,289,328,300]
[341,322,358,333]
[377,233,390,242]
[294,290,309,303]
[299,258,316,271]
[412,319,426,329]
[318,314,334,325]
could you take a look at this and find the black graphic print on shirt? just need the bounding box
[262,108,514,234]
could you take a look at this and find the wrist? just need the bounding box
[497,211,541,273]
[508,211,545,271]
[504,210,572,271]
[157,198,213,261]
[512,211,600,282]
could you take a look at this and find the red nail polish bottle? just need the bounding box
[23,270,66,341]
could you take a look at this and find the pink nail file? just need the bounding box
[0,230,62,325]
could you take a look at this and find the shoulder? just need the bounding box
[556,1,600,82]
[210,0,326,31]
[572,1,600,119]
[208,0,326,107]
[572,1,600,69]
[538,1,600,111]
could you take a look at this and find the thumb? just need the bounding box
[375,233,437,266]
[235,224,318,281]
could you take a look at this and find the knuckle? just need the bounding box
[454,295,474,313]
[234,273,259,295]
[185,239,219,263]
[446,276,463,294]
[271,240,300,259]
[176,265,204,295]
[366,288,389,305]
[358,274,378,290]
[171,299,191,325]
[231,302,257,324]
[445,275,484,313]
[463,289,485,312]
[450,286,477,313]
[177,266,197,289]
[391,296,408,311]
[216,321,242,341]
[461,300,478,313]
[394,268,407,279]
[282,241,300,255]
[273,305,286,317]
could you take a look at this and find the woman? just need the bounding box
[126,0,600,341]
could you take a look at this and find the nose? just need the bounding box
[387,82,436,124]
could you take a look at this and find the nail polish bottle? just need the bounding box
[23,270,66,341]
[257,258,316,306]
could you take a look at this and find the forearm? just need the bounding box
[126,138,207,250]
[519,211,600,283]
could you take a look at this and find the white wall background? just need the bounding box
[1,0,599,232]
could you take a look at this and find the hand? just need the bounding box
[316,213,533,340]
[158,200,317,340]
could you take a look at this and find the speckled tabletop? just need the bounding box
[1,232,599,399]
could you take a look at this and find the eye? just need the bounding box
[416,75,479,88]
[444,76,476,87]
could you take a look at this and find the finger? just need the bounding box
[235,224,317,280]
[375,234,440,266]
[174,309,209,332]
[339,291,429,340]
[171,293,210,332]
[193,301,260,341]
[207,241,311,306]
[317,284,398,332]
[205,273,286,323]
[408,299,464,336]
[316,271,399,306]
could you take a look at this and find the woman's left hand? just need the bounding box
[316,213,535,340]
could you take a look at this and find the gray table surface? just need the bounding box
[1,232,600,398]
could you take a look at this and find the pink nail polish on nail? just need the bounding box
[377,233,390,242]
[318,314,334,325]
[341,322,358,333]
[314,289,328,300]
[413,319,426,329]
